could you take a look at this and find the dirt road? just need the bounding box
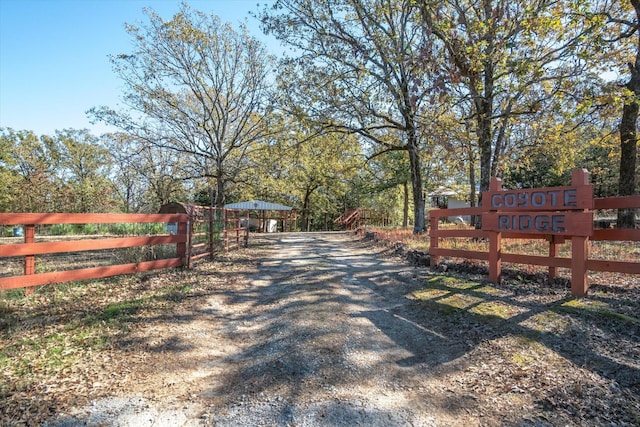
[46,232,639,426]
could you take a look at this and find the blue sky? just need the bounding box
[0,0,277,136]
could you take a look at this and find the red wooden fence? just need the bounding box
[0,210,249,291]
[429,169,640,296]
[186,207,249,266]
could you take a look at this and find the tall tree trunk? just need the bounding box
[468,151,478,227]
[403,180,409,229]
[477,0,495,226]
[407,140,425,233]
[492,101,512,179]
[215,173,225,208]
[617,0,640,229]
[476,97,493,199]
[618,99,639,228]
[301,187,314,232]
[467,141,477,208]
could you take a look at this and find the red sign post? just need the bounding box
[482,169,594,295]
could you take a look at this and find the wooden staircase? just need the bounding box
[334,209,361,230]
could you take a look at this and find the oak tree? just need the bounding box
[91,4,275,207]
[261,0,440,232]
[604,0,640,227]
[420,0,609,206]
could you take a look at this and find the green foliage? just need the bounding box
[35,222,166,237]
[48,224,76,236]
[107,223,140,236]
[248,118,364,230]
[0,1,635,219]
[0,128,118,213]
[90,299,145,323]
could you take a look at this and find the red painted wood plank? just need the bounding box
[502,253,572,268]
[483,211,593,236]
[0,235,186,257]
[190,252,212,261]
[0,258,182,290]
[502,232,553,240]
[435,230,491,238]
[432,228,574,241]
[429,216,440,267]
[489,232,501,283]
[594,195,640,210]
[430,248,490,261]
[592,229,640,242]
[0,213,187,225]
[432,249,639,274]
[572,236,589,296]
[587,259,640,274]
[24,225,35,273]
[549,238,560,278]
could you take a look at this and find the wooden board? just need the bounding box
[483,211,593,236]
[0,213,187,225]
[594,195,640,210]
[0,235,186,257]
[0,258,183,290]
[482,185,593,211]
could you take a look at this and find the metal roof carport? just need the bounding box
[224,200,296,232]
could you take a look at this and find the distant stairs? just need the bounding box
[334,209,361,230]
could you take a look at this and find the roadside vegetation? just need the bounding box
[0,268,200,425]
[367,225,640,262]
[1,232,638,425]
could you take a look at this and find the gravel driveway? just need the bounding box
[46,231,640,426]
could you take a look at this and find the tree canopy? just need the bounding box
[260,0,439,232]
[2,1,637,231]
[90,4,276,207]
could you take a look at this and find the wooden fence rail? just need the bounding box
[429,170,639,296]
[0,209,249,291]
[186,207,249,266]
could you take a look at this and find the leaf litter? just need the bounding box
[0,232,638,426]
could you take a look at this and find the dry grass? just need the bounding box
[1,232,639,426]
[366,225,639,264]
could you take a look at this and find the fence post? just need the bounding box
[488,177,502,283]
[429,211,439,267]
[236,211,240,247]
[489,232,502,283]
[571,236,589,296]
[548,235,560,279]
[571,168,591,296]
[244,209,249,246]
[187,218,194,267]
[177,219,188,267]
[223,208,229,254]
[24,224,35,295]
[208,207,214,260]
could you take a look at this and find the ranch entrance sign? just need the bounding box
[483,179,593,236]
[482,169,593,296]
